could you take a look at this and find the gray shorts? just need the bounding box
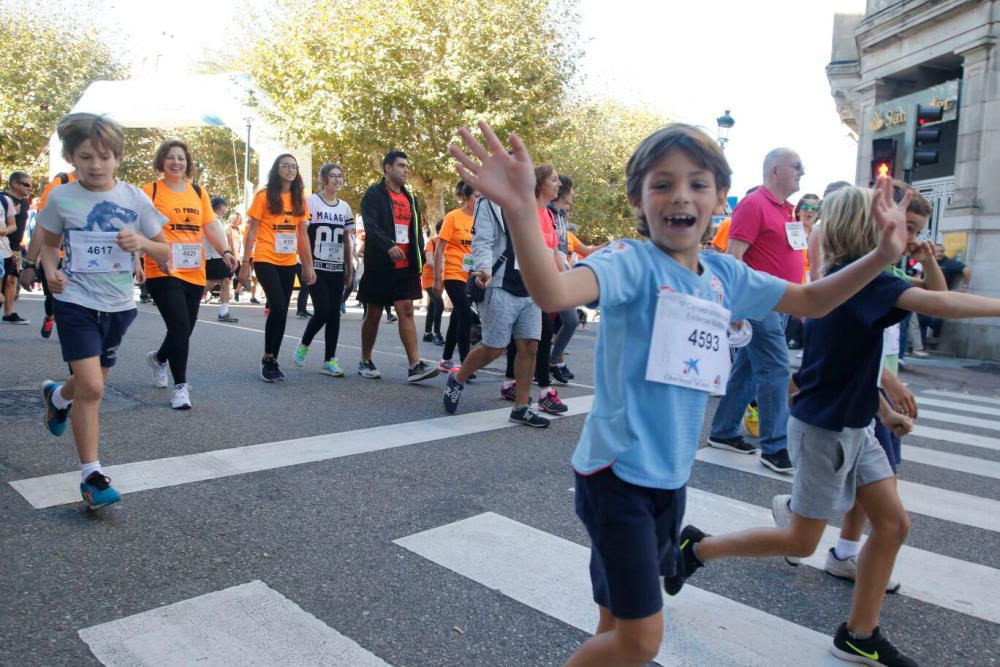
[479,286,541,348]
[787,416,894,521]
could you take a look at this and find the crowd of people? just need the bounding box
[3,109,997,667]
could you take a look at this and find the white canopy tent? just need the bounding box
[47,72,311,209]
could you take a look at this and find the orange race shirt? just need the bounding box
[38,173,76,212]
[141,180,216,285]
[421,237,437,289]
[388,189,412,269]
[711,217,731,253]
[439,208,474,282]
[248,190,309,267]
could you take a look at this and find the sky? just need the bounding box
[91,0,868,204]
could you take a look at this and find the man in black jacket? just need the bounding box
[357,150,438,383]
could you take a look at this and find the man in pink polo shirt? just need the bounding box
[707,148,804,474]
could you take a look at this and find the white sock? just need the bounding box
[540,387,555,399]
[219,303,229,316]
[834,538,861,560]
[52,385,72,409]
[409,361,420,370]
[81,460,102,482]
[502,380,515,389]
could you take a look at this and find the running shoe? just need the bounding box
[423,332,434,342]
[761,449,795,474]
[80,471,121,510]
[432,334,445,346]
[831,622,917,666]
[320,358,345,377]
[296,310,312,319]
[217,312,239,323]
[443,373,464,414]
[538,388,568,414]
[770,494,800,566]
[559,363,575,380]
[509,404,550,428]
[706,434,758,454]
[260,357,283,382]
[439,359,458,372]
[549,364,571,386]
[294,344,309,367]
[171,383,192,410]
[2,312,28,325]
[910,349,930,358]
[743,404,760,438]
[664,525,707,596]
[40,317,54,338]
[146,351,169,388]
[358,360,382,379]
[408,361,440,383]
[250,296,261,304]
[386,312,398,323]
[500,382,517,402]
[40,380,70,437]
[824,548,900,594]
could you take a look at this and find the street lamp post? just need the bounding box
[716,109,735,151]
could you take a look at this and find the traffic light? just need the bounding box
[913,104,944,168]
[870,137,896,182]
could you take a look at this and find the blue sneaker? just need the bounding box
[41,380,70,437]
[320,358,345,377]
[80,471,121,510]
[293,344,309,367]
[443,373,464,414]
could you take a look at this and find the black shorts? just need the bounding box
[575,467,686,620]
[53,300,137,367]
[357,266,421,306]
[3,256,18,278]
[205,258,232,281]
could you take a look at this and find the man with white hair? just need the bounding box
[707,148,805,474]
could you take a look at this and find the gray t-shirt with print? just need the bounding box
[37,180,167,312]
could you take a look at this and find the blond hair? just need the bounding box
[819,185,877,275]
[57,113,125,161]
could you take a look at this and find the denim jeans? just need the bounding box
[709,311,790,455]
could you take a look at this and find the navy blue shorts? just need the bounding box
[53,300,137,367]
[574,467,686,620]
[874,390,902,473]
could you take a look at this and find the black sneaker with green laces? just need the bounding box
[664,525,707,596]
[831,623,918,666]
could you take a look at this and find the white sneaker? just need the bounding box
[770,494,800,566]
[170,383,192,410]
[824,547,901,593]
[147,351,169,388]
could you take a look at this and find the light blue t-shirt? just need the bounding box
[575,239,787,489]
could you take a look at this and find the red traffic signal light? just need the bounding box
[913,105,944,168]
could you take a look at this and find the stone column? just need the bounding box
[851,79,889,185]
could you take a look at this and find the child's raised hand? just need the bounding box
[449,121,536,216]
[871,175,911,263]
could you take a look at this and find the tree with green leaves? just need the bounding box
[238,0,581,225]
[0,1,123,175]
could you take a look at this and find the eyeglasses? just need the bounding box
[328,173,344,180]
[278,163,298,170]
[799,202,819,212]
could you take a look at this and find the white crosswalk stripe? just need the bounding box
[917,409,1000,432]
[917,396,1000,418]
[910,424,1000,452]
[923,389,1000,406]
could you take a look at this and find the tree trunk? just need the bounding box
[425,178,447,234]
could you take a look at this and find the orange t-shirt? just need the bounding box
[711,217,731,253]
[439,208,474,282]
[247,190,309,267]
[421,237,437,289]
[38,173,76,212]
[388,189,412,269]
[141,181,216,285]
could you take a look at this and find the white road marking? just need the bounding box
[78,580,389,666]
[923,389,1000,406]
[916,397,1000,418]
[901,444,1000,480]
[910,425,1000,452]
[11,397,593,509]
[917,409,1000,432]
[695,447,1000,533]
[396,512,842,666]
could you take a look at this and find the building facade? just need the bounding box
[828,0,999,359]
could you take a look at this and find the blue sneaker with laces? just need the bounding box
[80,471,121,510]
[293,344,309,367]
[41,380,71,437]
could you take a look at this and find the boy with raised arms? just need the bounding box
[449,120,911,666]
[37,113,169,510]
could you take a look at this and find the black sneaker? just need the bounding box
[831,623,918,666]
[386,312,398,323]
[296,310,312,319]
[423,332,434,342]
[509,404,550,428]
[217,312,240,323]
[443,373,464,414]
[560,364,575,380]
[664,525,707,596]
[706,434,759,455]
[538,388,568,414]
[549,364,571,386]
[761,449,795,474]
[407,360,440,383]
[432,333,445,346]
[2,312,29,325]
[260,357,283,382]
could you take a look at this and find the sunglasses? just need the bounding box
[800,202,819,212]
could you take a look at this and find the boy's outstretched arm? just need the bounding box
[450,122,598,312]
[896,285,1000,320]
[775,175,911,319]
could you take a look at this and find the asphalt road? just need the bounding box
[2,290,998,666]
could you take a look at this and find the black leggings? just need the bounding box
[39,261,54,317]
[254,262,296,356]
[296,263,311,314]
[147,276,203,384]
[425,288,443,334]
[443,279,471,362]
[505,310,553,388]
[301,271,345,360]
